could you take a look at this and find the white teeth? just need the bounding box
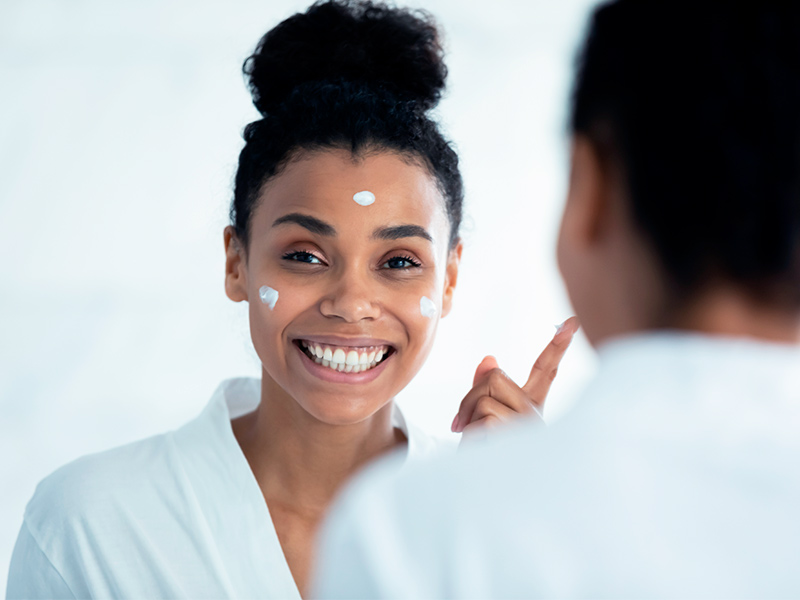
[301,341,390,375]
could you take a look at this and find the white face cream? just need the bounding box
[259,286,279,310]
[420,295,437,319]
[353,190,376,206]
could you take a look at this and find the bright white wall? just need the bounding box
[0,0,599,587]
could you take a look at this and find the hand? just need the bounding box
[451,317,579,440]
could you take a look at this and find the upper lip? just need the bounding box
[292,334,395,348]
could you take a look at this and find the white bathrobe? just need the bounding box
[7,377,450,599]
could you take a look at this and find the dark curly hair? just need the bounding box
[571,0,800,307]
[231,0,463,250]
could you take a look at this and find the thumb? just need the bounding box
[473,355,500,386]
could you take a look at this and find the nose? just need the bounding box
[319,266,381,323]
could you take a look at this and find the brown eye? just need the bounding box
[381,255,421,269]
[283,251,324,265]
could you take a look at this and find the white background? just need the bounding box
[0,0,599,588]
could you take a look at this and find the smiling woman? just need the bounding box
[227,150,458,430]
[6,1,572,598]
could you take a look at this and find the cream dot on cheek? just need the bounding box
[353,190,375,206]
[259,285,279,310]
[420,296,437,319]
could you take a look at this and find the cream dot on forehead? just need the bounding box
[420,296,437,319]
[353,190,376,206]
[259,285,279,310]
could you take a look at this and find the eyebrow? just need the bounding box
[372,224,433,243]
[272,213,336,236]
[271,212,433,243]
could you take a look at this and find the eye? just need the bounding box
[381,255,422,269]
[282,251,324,265]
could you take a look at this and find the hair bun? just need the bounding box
[244,0,447,115]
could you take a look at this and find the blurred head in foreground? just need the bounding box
[558,0,800,346]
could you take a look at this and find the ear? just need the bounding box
[564,135,612,250]
[224,226,249,302]
[440,240,463,318]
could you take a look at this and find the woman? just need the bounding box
[7,2,576,598]
[313,2,800,596]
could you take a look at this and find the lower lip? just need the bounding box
[295,344,392,384]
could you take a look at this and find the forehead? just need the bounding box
[253,148,450,243]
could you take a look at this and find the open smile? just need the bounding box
[294,339,395,374]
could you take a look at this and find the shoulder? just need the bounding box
[316,414,619,597]
[24,432,177,546]
[333,410,605,528]
[393,407,617,509]
[23,378,247,535]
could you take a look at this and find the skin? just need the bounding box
[557,135,800,345]
[224,148,461,595]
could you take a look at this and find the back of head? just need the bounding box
[571,0,800,308]
[231,0,463,250]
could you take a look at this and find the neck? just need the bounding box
[597,285,800,346]
[668,287,800,344]
[232,371,406,512]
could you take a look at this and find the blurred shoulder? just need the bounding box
[317,414,613,597]
[329,407,618,549]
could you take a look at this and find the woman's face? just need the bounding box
[225,148,461,425]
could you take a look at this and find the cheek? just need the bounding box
[247,279,316,366]
[557,204,583,305]
[247,288,282,369]
[557,235,582,312]
[389,281,442,353]
[556,220,571,289]
[556,223,596,338]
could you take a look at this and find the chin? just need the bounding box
[299,393,390,427]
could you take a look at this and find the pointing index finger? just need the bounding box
[473,355,499,386]
[522,316,579,405]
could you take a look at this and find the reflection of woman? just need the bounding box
[8,2,571,598]
[314,2,800,597]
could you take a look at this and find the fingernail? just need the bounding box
[451,414,460,433]
[554,320,567,335]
